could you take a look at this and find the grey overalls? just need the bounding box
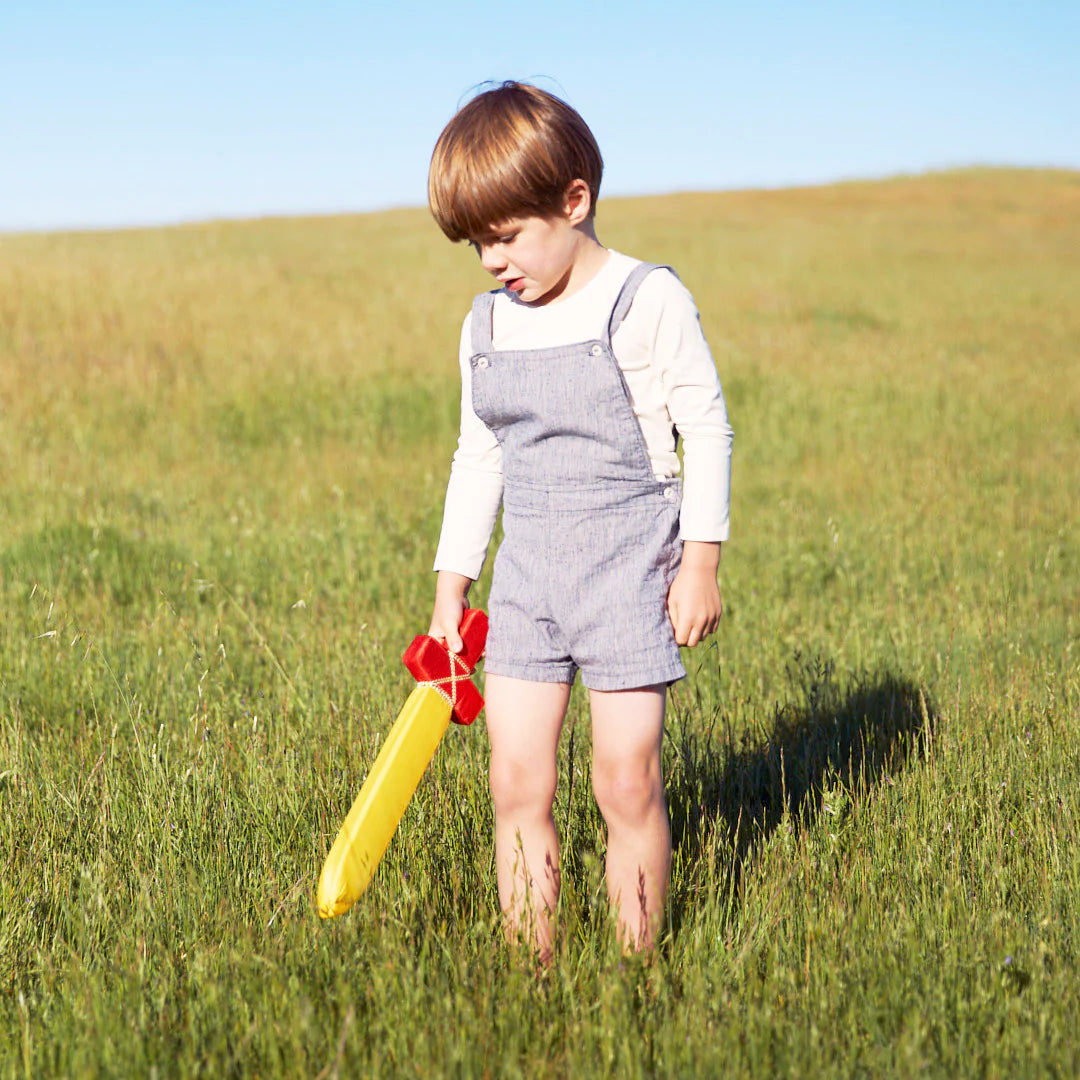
[470,261,686,691]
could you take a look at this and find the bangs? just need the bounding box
[428,82,603,243]
[428,131,568,241]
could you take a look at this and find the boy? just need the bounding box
[427,82,733,958]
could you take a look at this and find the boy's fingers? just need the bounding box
[667,599,684,644]
[680,610,722,648]
[428,621,463,653]
[434,624,464,653]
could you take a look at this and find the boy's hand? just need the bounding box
[667,541,723,647]
[429,571,472,653]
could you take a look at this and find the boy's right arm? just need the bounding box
[430,313,503,651]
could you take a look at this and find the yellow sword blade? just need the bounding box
[317,685,452,919]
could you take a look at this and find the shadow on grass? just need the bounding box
[665,655,936,931]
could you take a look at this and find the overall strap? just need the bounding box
[604,262,675,347]
[470,290,498,354]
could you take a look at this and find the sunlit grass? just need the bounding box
[1,168,1078,1076]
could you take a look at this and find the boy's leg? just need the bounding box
[485,673,571,962]
[588,684,670,951]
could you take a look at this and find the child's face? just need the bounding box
[469,212,583,306]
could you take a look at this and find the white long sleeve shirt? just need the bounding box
[434,250,733,580]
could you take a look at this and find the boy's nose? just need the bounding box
[479,245,507,276]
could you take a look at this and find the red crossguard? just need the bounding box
[401,608,488,725]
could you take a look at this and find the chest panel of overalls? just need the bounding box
[468,262,666,493]
[470,339,653,490]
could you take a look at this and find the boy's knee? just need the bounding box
[592,762,663,825]
[489,755,557,817]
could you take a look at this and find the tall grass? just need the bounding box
[1,168,1078,1077]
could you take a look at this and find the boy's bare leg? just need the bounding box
[588,684,670,951]
[485,673,570,963]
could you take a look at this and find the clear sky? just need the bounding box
[1,0,1077,231]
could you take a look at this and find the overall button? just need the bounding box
[663,487,677,502]
[590,344,603,357]
[475,356,489,369]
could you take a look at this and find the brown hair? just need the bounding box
[428,81,603,242]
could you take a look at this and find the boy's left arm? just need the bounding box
[667,540,722,647]
[636,270,732,648]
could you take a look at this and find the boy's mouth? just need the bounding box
[502,277,525,293]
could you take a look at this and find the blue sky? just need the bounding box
[1,1,1076,231]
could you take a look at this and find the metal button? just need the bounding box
[590,344,603,357]
[663,487,677,501]
[476,356,489,369]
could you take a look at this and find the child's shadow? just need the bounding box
[665,656,936,931]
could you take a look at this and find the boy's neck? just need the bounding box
[544,222,609,307]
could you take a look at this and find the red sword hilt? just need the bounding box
[401,608,488,725]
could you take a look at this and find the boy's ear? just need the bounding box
[563,179,592,225]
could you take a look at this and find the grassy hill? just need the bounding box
[1,168,1077,1076]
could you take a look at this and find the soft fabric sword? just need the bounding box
[316,609,488,918]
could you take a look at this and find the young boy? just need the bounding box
[427,82,733,958]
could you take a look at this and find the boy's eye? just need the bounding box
[468,231,517,252]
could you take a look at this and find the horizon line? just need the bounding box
[1,163,1074,239]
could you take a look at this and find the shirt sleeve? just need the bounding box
[635,270,734,542]
[432,313,504,579]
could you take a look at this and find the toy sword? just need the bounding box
[316,608,488,918]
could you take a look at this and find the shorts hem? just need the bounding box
[483,659,577,685]
[580,663,687,692]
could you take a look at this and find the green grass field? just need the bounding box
[1,168,1078,1077]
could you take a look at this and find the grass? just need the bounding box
[1,167,1078,1077]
